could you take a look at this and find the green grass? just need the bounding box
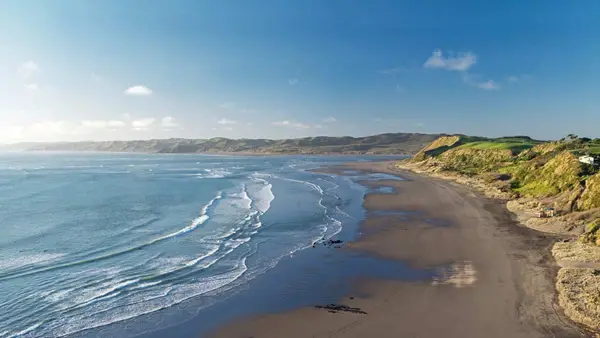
[457,141,534,154]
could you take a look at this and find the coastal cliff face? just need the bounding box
[404,135,600,213]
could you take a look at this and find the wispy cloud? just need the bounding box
[217,118,238,125]
[218,102,236,109]
[271,120,310,129]
[506,74,532,83]
[314,124,325,129]
[124,85,153,96]
[378,67,409,74]
[462,73,500,90]
[288,78,299,85]
[240,108,256,113]
[131,118,156,130]
[477,80,500,90]
[424,49,477,71]
[415,122,424,128]
[24,83,38,91]
[18,61,40,79]
[323,116,337,123]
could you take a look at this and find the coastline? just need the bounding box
[396,159,600,333]
[209,161,587,338]
[16,149,412,157]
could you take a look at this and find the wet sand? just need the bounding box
[209,161,588,338]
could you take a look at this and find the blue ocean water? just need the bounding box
[0,152,402,337]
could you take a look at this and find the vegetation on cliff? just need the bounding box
[404,134,600,214]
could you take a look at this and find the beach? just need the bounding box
[210,161,587,338]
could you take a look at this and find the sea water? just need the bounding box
[0,152,402,337]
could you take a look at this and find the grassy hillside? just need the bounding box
[5,133,439,155]
[404,134,600,216]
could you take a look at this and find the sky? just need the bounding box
[1,0,599,143]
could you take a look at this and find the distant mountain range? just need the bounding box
[0,133,440,155]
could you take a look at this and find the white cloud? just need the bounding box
[81,120,126,129]
[314,124,325,129]
[415,122,424,128]
[288,78,299,85]
[271,120,310,129]
[131,118,156,130]
[217,118,237,125]
[323,116,337,123]
[124,85,153,96]
[161,116,179,128]
[108,120,126,127]
[223,127,234,131]
[424,49,477,71]
[507,76,519,82]
[378,67,408,74]
[218,102,236,109]
[24,83,38,90]
[240,108,256,113]
[1,120,87,142]
[18,61,40,78]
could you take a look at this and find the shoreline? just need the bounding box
[396,159,600,333]
[210,161,588,337]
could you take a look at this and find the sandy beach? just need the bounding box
[209,161,589,338]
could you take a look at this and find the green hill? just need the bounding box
[2,132,440,155]
[403,134,600,214]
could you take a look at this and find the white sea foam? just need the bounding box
[72,278,140,308]
[184,245,220,267]
[0,253,65,271]
[250,175,275,214]
[49,259,248,337]
[154,192,221,242]
[270,174,324,194]
[229,184,252,210]
[7,321,42,338]
[203,168,232,178]
[43,289,71,303]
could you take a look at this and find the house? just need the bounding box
[536,207,556,218]
[579,155,595,165]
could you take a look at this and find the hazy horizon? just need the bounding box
[1,1,599,143]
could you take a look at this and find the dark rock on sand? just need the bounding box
[314,304,367,314]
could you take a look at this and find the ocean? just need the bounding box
[0,152,405,337]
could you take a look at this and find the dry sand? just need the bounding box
[209,161,589,338]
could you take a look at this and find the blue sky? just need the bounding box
[0,0,599,142]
